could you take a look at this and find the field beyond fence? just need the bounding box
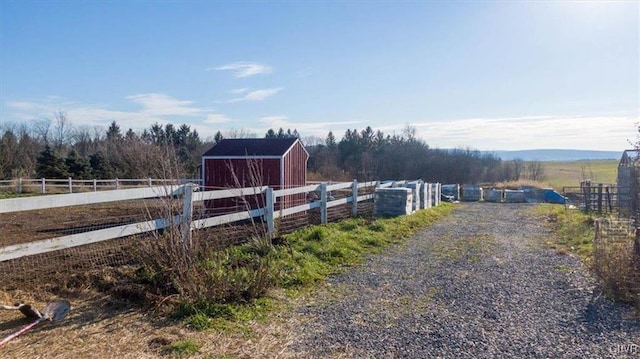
[544,160,617,189]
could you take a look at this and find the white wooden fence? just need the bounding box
[0,180,441,263]
[0,178,202,194]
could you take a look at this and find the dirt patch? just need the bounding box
[0,199,182,246]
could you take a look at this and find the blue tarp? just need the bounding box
[543,189,566,204]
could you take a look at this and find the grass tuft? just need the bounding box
[165,339,201,356]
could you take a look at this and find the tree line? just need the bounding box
[0,113,210,180]
[305,126,544,184]
[0,114,544,184]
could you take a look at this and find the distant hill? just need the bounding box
[488,149,622,162]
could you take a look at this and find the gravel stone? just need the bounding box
[290,203,640,358]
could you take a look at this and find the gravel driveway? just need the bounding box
[290,203,640,358]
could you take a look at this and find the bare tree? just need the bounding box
[52,111,73,152]
[300,136,323,147]
[526,161,546,181]
[32,118,52,145]
[511,158,525,180]
[224,128,257,139]
[72,125,94,157]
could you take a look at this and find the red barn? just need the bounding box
[201,138,309,213]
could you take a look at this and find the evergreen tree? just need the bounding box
[325,131,336,148]
[89,151,114,179]
[265,129,277,138]
[125,128,138,141]
[214,131,224,143]
[36,145,68,178]
[65,150,92,179]
[106,121,122,141]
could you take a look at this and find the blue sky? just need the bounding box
[1,1,638,151]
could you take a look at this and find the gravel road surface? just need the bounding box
[291,203,640,358]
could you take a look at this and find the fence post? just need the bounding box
[41,178,46,194]
[264,187,275,237]
[68,177,73,194]
[582,180,591,212]
[181,184,193,248]
[93,179,97,192]
[18,178,22,194]
[320,183,328,224]
[115,178,119,190]
[148,178,152,187]
[597,184,603,214]
[352,179,358,217]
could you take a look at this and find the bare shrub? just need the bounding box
[134,152,277,306]
[594,219,640,306]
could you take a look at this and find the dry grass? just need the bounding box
[594,219,640,307]
[491,180,552,190]
[0,288,300,358]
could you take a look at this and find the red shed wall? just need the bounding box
[281,142,309,209]
[204,158,281,213]
[282,141,308,188]
[204,158,281,189]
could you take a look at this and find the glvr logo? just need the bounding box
[609,344,639,354]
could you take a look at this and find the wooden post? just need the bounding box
[181,184,193,248]
[582,180,591,212]
[115,178,119,190]
[41,178,46,194]
[264,187,275,237]
[68,177,73,194]
[18,178,22,194]
[352,179,358,217]
[148,178,152,187]
[93,179,97,192]
[597,183,603,214]
[320,183,328,224]
[635,226,640,259]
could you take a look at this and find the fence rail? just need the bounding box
[0,178,203,194]
[0,180,441,263]
[563,183,623,215]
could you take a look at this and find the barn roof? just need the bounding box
[619,149,640,167]
[202,138,304,157]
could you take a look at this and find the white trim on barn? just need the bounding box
[282,138,310,159]
[202,155,283,160]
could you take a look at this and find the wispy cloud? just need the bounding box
[204,113,234,124]
[228,88,282,103]
[229,88,250,95]
[404,115,637,151]
[258,115,363,138]
[126,93,202,117]
[210,62,273,78]
[4,94,231,139]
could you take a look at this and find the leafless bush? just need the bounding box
[594,219,640,306]
[134,152,277,305]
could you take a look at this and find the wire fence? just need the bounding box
[563,184,624,216]
[594,218,640,303]
[0,180,417,290]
